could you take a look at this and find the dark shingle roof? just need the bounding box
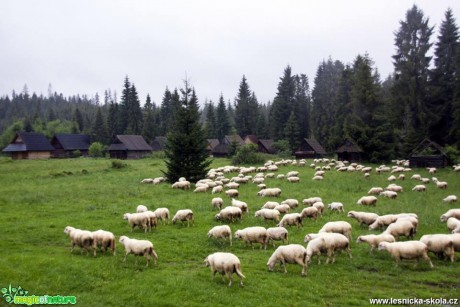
[258,139,276,154]
[52,134,90,151]
[303,138,327,154]
[336,139,363,153]
[224,135,245,146]
[207,139,220,150]
[2,132,54,152]
[110,135,152,151]
[410,138,447,157]
[244,135,259,144]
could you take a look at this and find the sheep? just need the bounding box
[387,175,396,182]
[412,185,426,192]
[286,171,299,178]
[257,184,267,190]
[171,180,190,190]
[319,221,352,241]
[434,179,448,189]
[327,202,344,212]
[225,189,239,198]
[277,213,303,228]
[311,202,325,216]
[252,177,265,184]
[215,206,242,223]
[419,234,456,262]
[225,182,240,189]
[312,175,324,181]
[119,235,158,267]
[347,211,379,226]
[153,207,170,224]
[141,178,154,183]
[411,174,421,180]
[368,214,399,230]
[274,204,291,214]
[92,230,116,255]
[440,209,460,222]
[378,241,433,268]
[254,209,281,222]
[368,187,383,195]
[356,233,395,254]
[172,209,194,227]
[207,225,232,246]
[357,196,378,206]
[276,174,285,180]
[303,197,322,206]
[385,184,403,192]
[281,199,299,209]
[231,198,249,215]
[257,188,282,197]
[383,220,416,240]
[398,174,405,180]
[443,195,457,203]
[136,205,148,213]
[452,233,460,252]
[234,226,268,250]
[379,191,398,199]
[300,207,319,220]
[211,197,224,210]
[287,176,300,183]
[447,217,460,233]
[262,201,279,209]
[64,226,95,256]
[123,212,150,232]
[305,237,330,266]
[212,185,223,194]
[266,227,289,247]
[178,177,187,181]
[304,233,352,263]
[204,252,245,287]
[427,167,437,174]
[143,210,158,231]
[267,244,307,276]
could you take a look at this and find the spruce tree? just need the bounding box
[234,75,259,136]
[142,94,157,143]
[126,84,143,134]
[284,111,300,151]
[119,76,130,133]
[270,66,296,140]
[204,102,217,138]
[216,94,231,141]
[163,81,211,183]
[91,107,108,144]
[107,101,119,141]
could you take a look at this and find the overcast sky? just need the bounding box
[2,0,460,106]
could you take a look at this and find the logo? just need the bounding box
[1,284,76,305]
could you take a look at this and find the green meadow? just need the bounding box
[0,157,459,306]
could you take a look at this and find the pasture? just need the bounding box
[0,157,459,306]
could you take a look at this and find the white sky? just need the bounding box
[1,0,460,106]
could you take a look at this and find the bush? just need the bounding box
[231,144,265,165]
[71,150,81,158]
[88,142,105,158]
[111,160,127,169]
[444,145,460,165]
[273,140,292,158]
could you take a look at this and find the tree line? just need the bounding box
[1,5,459,162]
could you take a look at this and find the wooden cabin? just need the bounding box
[409,139,448,168]
[108,135,152,159]
[244,135,259,145]
[151,136,166,151]
[258,139,276,154]
[336,139,363,162]
[2,132,54,159]
[51,134,90,158]
[294,138,327,159]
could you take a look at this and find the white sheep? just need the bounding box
[312,202,325,216]
[281,199,299,209]
[92,229,116,255]
[387,175,396,181]
[119,235,158,267]
[267,244,307,276]
[378,241,433,268]
[252,177,265,184]
[262,201,279,209]
[379,191,398,199]
[347,211,379,226]
[286,171,299,178]
[451,233,460,252]
[440,209,460,222]
[287,176,300,183]
[443,195,457,203]
[225,189,239,198]
[277,213,303,228]
[318,221,352,241]
[257,184,267,190]
[231,198,249,215]
[312,175,324,181]
[212,185,223,194]
[368,214,399,230]
[215,206,242,223]
[274,204,291,214]
[357,196,378,206]
[234,226,268,250]
[225,182,240,189]
[300,207,319,220]
[207,225,232,246]
[411,174,421,180]
[385,184,403,192]
[368,187,383,195]
[153,208,170,224]
[171,180,191,190]
[266,227,289,247]
[123,212,150,232]
[447,217,460,233]
[420,234,456,262]
[254,209,281,222]
[305,237,331,266]
[211,197,224,210]
[194,185,208,193]
[356,233,395,254]
[327,202,344,212]
[432,178,448,189]
[204,252,245,287]
[383,220,416,240]
[172,209,194,227]
[303,197,322,206]
[304,232,352,264]
[136,205,148,213]
[412,185,426,192]
[141,178,154,183]
[144,210,158,231]
[64,226,95,256]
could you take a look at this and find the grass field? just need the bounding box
[0,156,459,306]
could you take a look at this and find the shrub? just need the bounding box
[88,142,105,158]
[231,144,265,165]
[111,160,127,169]
[444,145,460,165]
[273,140,292,158]
[71,150,81,158]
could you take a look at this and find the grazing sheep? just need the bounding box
[385,184,403,192]
[312,202,325,216]
[171,180,191,190]
[234,226,268,250]
[286,171,299,178]
[153,208,170,224]
[387,175,396,182]
[136,205,148,213]
[257,187,282,197]
[172,209,194,227]
[92,229,116,255]
[204,252,245,287]
[398,174,405,180]
[327,202,344,212]
[305,237,330,266]
[356,233,395,254]
[252,177,265,184]
[212,185,223,194]
[287,176,300,183]
[411,174,421,180]
[194,185,208,193]
[368,214,399,230]
[225,182,240,189]
[451,233,460,252]
[262,201,279,209]
[281,199,299,209]
[144,211,158,231]
[347,211,379,226]
[368,187,383,195]
[119,236,158,267]
[379,191,398,199]
[277,213,303,228]
[141,178,154,183]
[215,206,242,223]
[434,179,448,189]
[225,189,239,198]
[357,196,378,206]
[231,198,249,215]
[211,197,224,210]
[312,175,324,181]
[303,197,322,206]
[420,234,456,262]
[378,241,433,268]
[300,207,319,220]
[123,212,150,233]
[267,244,307,276]
[277,174,285,180]
[443,195,458,203]
[304,232,352,264]
[274,204,291,214]
[64,226,95,256]
[440,209,460,222]
[254,209,281,222]
[427,167,437,174]
[266,227,289,247]
[257,184,267,190]
[319,221,352,241]
[207,225,232,246]
[447,217,460,233]
[412,185,426,192]
[383,220,416,240]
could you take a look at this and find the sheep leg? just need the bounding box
[123,252,129,262]
[295,258,307,276]
[281,260,287,273]
[227,272,233,287]
[423,254,434,268]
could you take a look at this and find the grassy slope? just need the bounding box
[0,157,459,306]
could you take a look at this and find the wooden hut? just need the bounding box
[2,132,54,159]
[258,139,276,154]
[207,139,219,155]
[151,136,166,151]
[211,135,245,157]
[51,134,90,158]
[244,135,259,145]
[108,135,152,159]
[409,139,448,168]
[294,138,327,159]
[336,139,363,162]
